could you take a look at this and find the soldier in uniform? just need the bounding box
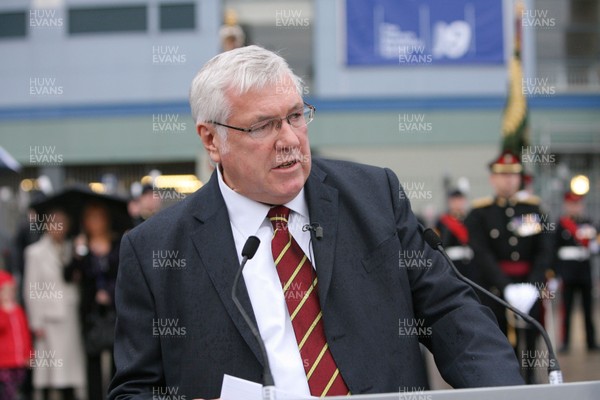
[466,151,553,383]
[553,191,598,352]
[435,189,476,281]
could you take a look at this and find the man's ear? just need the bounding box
[197,124,221,164]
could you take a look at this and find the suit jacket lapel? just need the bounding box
[188,173,266,367]
[305,163,339,308]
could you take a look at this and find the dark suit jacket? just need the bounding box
[109,159,523,399]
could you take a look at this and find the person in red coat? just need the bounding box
[0,270,32,400]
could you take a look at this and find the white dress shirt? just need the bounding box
[217,167,315,396]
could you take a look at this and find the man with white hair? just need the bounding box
[109,46,523,399]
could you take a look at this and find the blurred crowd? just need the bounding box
[0,185,161,400]
[1,151,599,398]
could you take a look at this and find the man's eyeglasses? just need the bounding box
[206,102,315,139]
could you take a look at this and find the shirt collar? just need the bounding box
[216,165,309,237]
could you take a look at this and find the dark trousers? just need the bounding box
[41,388,75,400]
[563,282,597,348]
[87,351,115,400]
[0,368,27,400]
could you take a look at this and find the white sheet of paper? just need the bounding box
[221,374,316,400]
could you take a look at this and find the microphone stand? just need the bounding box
[231,236,276,400]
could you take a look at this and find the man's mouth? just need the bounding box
[275,160,298,169]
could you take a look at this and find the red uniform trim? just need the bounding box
[559,216,589,247]
[499,261,531,277]
[439,214,469,245]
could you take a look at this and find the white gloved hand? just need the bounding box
[504,283,539,315]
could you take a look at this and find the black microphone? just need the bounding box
[302,223,323,239]
[422,228,563,385]
[231,236,276,400]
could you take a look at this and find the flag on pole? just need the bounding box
[501,0,529,156]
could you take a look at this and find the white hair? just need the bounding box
[189,45,304,140]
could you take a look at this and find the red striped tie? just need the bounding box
[267,206,350,397]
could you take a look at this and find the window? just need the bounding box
[534,0,600,91]
[69,6,147,34]
[159,3,195,31]
[0,11,26,39]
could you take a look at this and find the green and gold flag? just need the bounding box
[502,0,529,155]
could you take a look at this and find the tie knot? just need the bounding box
[267,205,290,230]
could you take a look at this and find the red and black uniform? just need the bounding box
[553,215,598,350]
[466,193,553,384]
[435,212,476,282]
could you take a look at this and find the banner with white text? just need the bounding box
[346,0,505,66]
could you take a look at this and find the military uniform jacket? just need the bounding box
[465,196,553,294]
[553,216,597,284]
[435,214,476,280]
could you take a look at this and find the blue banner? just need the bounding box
[346,0,504,66]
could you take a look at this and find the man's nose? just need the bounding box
[275,118,301,146]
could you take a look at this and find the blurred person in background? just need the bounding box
[0,229,12,274]
[64,202,120,400]
[127,195,141,226]
[23,208,85,400]
[8,194,46,400]
[434,189,476,281]
[219,8,245,51]
[466,151,553,384]
[0,270,32,400]
[132,185,161,226]
[11,201,45,303]
[553,191,599,352]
